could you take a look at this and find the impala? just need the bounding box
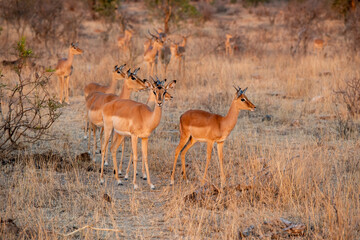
[118,29,134,55]
[55,42,83,104]
[225,34,233,56]
[144,30,164,77]
[86,68,147,163]
[170,86,256,187]
[313,38,325,55]
[84,64,127,142]
[117,77,175,179]
[84,64,126,98]
[100,78,176,189]
[170,40,186,78]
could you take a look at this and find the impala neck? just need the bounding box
[109,74,118,94]
[67,48,75,66]
[148,104,162,131]
[119,82,132,99]
[222,100,240,136]
[146,92,156,110]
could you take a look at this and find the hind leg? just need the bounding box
[170,133,191,185]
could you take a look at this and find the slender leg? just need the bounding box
[180,137,196,182]
[91,123,97,162]
[119,137,125,175]
[65,76,70,104]
[100,125,112,184]
[202,141,214,185]
[84,111,88,140]
[171,133,191,185]
[125,153,132,180]
[182,56,185,79]
[217,141,225,188]
[99,127,108,165]
[58,76,64,103]
[110,133,124,185]
[141,138,154,189]
[131,135,139,189]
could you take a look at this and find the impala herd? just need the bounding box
[54,29,256,190]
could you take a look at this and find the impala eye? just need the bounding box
[241,98,245,102]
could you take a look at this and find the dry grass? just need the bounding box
[1,2,359,239]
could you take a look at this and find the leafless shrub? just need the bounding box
[284,1,327,56]
[197,2,216,22]
[336,77,360,117]
[0,39,61,158]
[344,7,360,53]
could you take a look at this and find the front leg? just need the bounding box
[131,135,139,189]
[217,141,225,188]
[202,141,214,185]
[64,76,70,104]
[58,76,64,103]
[141,138,154,189]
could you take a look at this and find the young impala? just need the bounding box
[144,30,164,77]
[55,42,83,104]
[170,86,256,188]
[100,78,176,189]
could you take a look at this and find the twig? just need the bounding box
[58,225,124,237]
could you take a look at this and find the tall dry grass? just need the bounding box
[0,2,359,239]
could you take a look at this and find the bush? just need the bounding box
[0,38,61,157]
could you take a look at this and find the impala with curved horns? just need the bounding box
[144,30,164,77]
[100,78,176,189]
[86,68,148,163]
[171,86,256,188]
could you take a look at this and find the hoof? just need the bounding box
[134,184,138,190]
[118,170,122,176]
[142,174,147,180]
[170,180,174,186]
[124,175,128,180]
[104,161,109,166]
[100,178,104,185]
[83,135,87,140]
[150,184,155,190]
[117,180,123,186]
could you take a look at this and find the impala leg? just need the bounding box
[64,76,70,104]
[125,152,132,180]
[58,76,64,103]
[100,126,112,184]
[141,155,147,180]
[131,135,139,189]
[110,133,124,185]
[119,138,125,175]
[141,138,154,189]
[182,56,185,79]
[217,142,225,188]
[87,118,91,153]
[84,111,88,140]
[100,127,108,165]
[171,134,191,185]
[202,141,214,185]
[180,137,196,182]
[91,123,97,162]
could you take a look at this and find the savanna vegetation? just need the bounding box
[0,0,359,239]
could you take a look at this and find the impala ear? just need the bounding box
[164,92,173,101]
[165,80,176,89]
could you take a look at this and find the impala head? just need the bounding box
[155,28,167,41]
[233,86,256,111]
[70,42,83,54]
[113,64,126,79]
[124,67,148,91]
[148,30,164,49]
[147,76,176,107]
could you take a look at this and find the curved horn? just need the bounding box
[243,87,248,94]
[133,67,140,75]
[148,30,158,39]
[119,63,126,71]
[114,65,119,71]
[127,68,131,77]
